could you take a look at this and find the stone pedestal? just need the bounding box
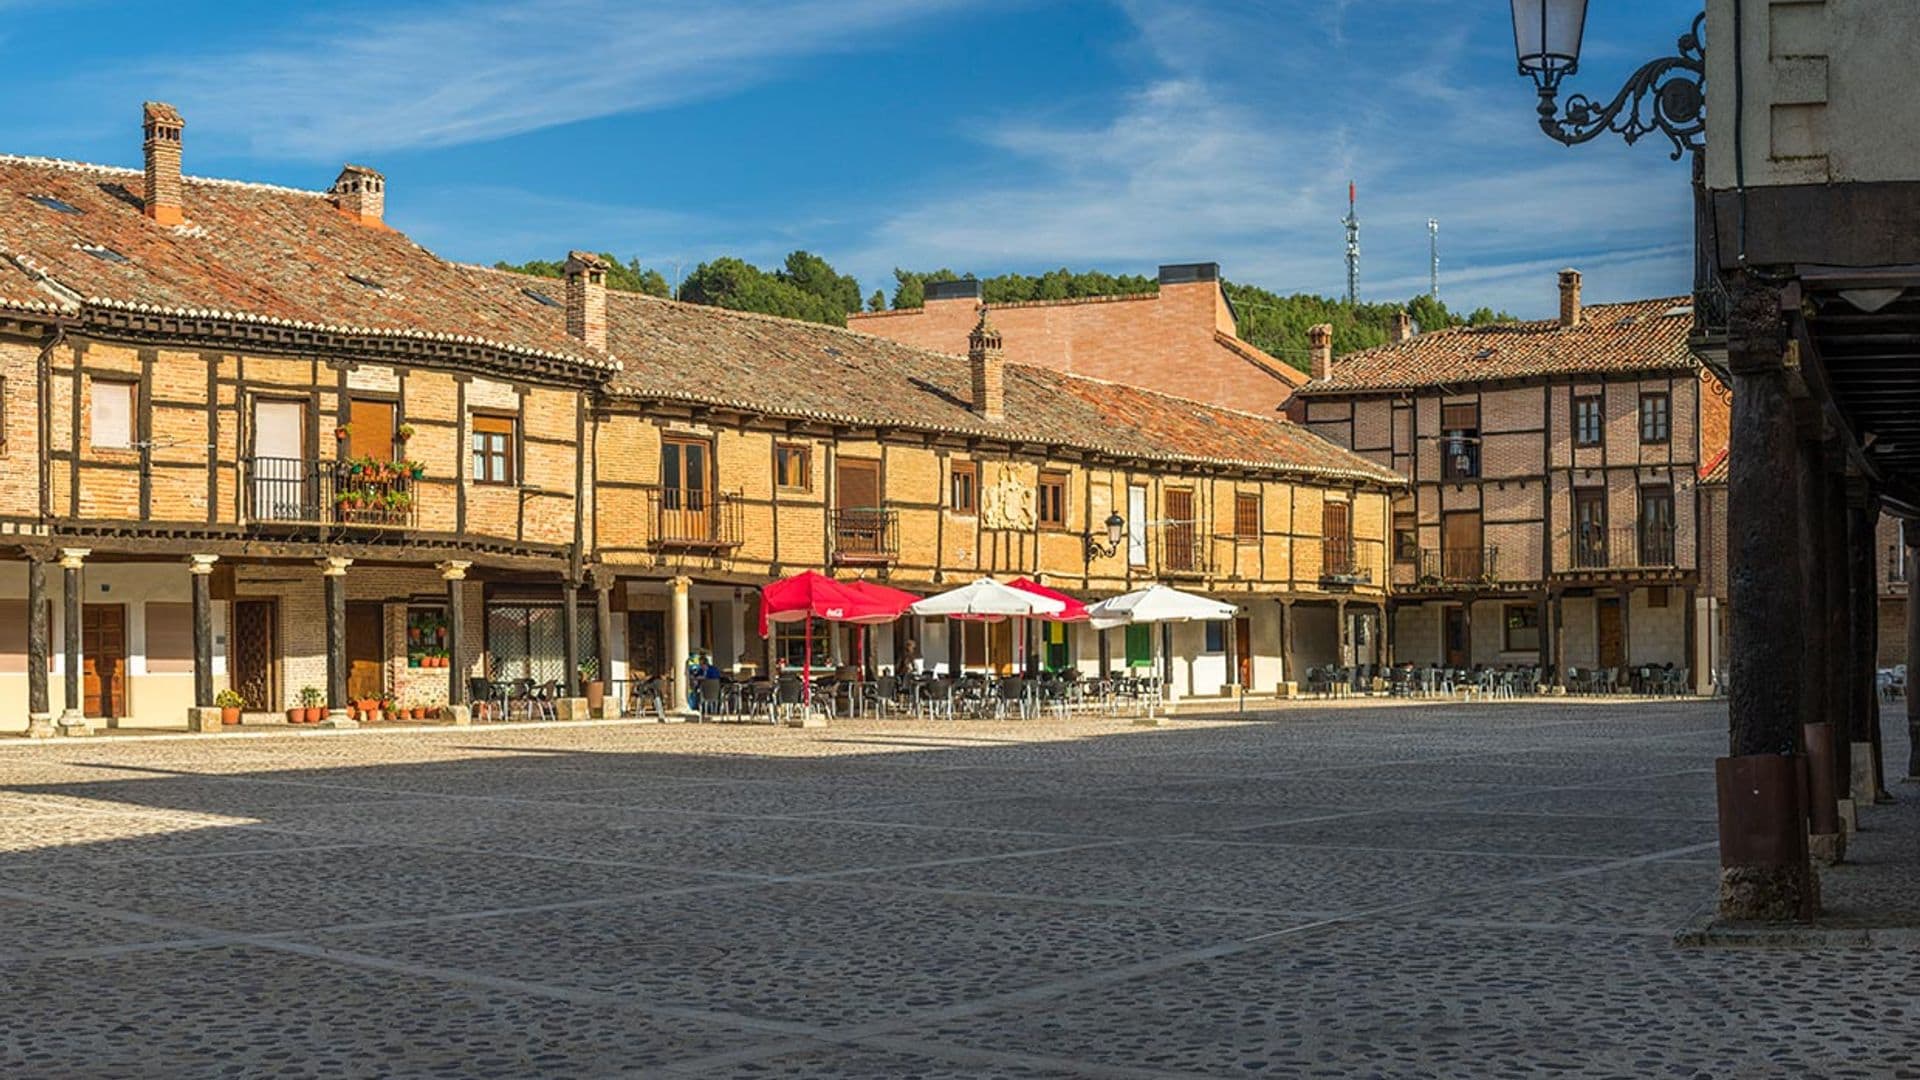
[187,706,225,734]
[441,705,472,727]
[1851,742,1879,808]
[784,710,827,729]
[1279,681,1298,700]
[319,707,359,730]
[24,713,57,739]
[556,697,591,722]
[1808,830,1846,866]
[592,700,622,720]
[1132,715,1171,727]
[57,710,92,737]
[1837,797,1858,834]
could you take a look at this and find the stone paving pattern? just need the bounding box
[0,701,1915,1078]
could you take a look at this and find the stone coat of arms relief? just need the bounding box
[981,467,1035,531]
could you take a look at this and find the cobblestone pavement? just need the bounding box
[1,701,1915,1078]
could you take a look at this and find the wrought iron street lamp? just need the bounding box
[1511,1,1706,158]
[1085,511,1125,560]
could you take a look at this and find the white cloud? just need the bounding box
[147,0,966,160]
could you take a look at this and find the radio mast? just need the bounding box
[1428,218,1440,301]
[1342,180,1359,305]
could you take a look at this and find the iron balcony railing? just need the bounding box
[1318,539,1380,585]
[243,456,417,530]
[1418,546,1499,585]
[831,507,899,565]
[1155,519,1212,577]
[1564,525,1677,571]
[648,488,742,550]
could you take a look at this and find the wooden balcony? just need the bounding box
[831,507,899,566]
[1318,539,1381,587]
[647,489,742,552]
[1560,526,1677,574]
[1416,546,1499,587]
[243,456,418,531]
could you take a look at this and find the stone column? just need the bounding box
[438,561,470,711]
[320,556,355,728]
[1280,598,1297,695]
[185,554,220,732]
[25,554,54,738]
[57,548,90,736]
[669,575,693,717]
[1383,602,1397,669]
[1716,278,1815,922]
[1907,518,1920,780]
[561,577,581,699]
[594,571,615,717]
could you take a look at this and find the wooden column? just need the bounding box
[1717,276,1815,921]
[1097,627,1111,677]
[1551,590,1567,690]
[1535,589,1552,683]
[320,556,354,726]
[1906,518,1920,780]
[593,572,614,707]
[948,617,963,675]
[57,548,89,735]
[25,553,53,738]
[1281,598,1296,687]
[561,578,581,698]
[1335,598,1349,669]
[1616,586,1632,677]
[1818,453,1851,791]
[188,554,218,708]
[1681,583,1697,693]
[1847,489,1885,800]
[1383,601,1397,669]
[439,561,470,707]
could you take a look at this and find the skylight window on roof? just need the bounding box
[522,287,562,308]
[76,243,129,264]
[28,194,83,215]
[346,272,385,291]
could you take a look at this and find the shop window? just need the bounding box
[1648,586,1670,608]
[1204,622,1226,652]
[1504,603,1540,652]
[144,602,194,673]
[1124,623,1153,668]
[1043,621,1071,671]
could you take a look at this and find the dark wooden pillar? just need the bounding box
[594,572,614,703]
[322,556,352,723]
[947,616,963,675]
[1681,583,1698,694]
[1383,601,1397,668]
[58,548,87,733]
[1281,598,1297,688]
[1536,589,1552,683]
[1335,598,1349,668]
[1907,518,1920,780]
[1550,589,1567,689]
[441,561,470,707]
[189,554,217,708]
[1847,489,1885,800]
[561,577,581,697]
[1819,454,1852,794]
[25,553,53,738]
[1097,627,1111,676]
[1718,276,1815,921]
[1616,586,1632,677]
[1160,622,1174,694]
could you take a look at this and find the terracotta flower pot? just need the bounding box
[305,707,325,724]
[220,707,241,726]
[287,708,303,725]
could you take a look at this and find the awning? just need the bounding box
[758,571,900,635]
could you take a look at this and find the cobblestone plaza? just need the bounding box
[2,703,1915,1078]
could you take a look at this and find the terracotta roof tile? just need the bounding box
[594,288,1399,483]
[0,156,613,369]
[1295,299,1695,395]
[1699,447,1728,485]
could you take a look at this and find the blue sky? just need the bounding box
[0,0,1701,318]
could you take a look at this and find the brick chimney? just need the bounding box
[1558,268,1583,328]
[1393,309,1413,343]
[1308,323,1334,382]
[968,312,1005,422]
[564,251,609,351]
[329,164,386,227]
[142,101,185,226]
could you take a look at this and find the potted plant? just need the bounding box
[380,696,396,722]
[580,658,604,713]
[356,695,379,718]
[215,688,245,726]
[396,423,415,443]
[300,686,324,724]
[335,423,351,443]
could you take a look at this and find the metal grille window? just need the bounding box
[1573,395,1603,446]
[485,603,595,684]
[1234,493,1260,542]
[1639,392,1671,444]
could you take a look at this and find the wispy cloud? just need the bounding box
[149,0,966,160]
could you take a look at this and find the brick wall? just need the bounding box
[849,281,1304,414]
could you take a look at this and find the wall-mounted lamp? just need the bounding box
[1084,511,1125,560]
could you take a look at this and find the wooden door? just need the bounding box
[1574,489,1607,568]
[251,399,308,522]
[1234,617,1252,687]
[1443,607,1470,668]
[230,599,277,711]
[1323,501,1351,575]
[627,611,665,679]
[1165,489,1196,572]
[1442,512,1483,581]
[346,602,384,701]
[987,620,1014,676]
[81,604,127,719]
[347,398,395,462]
[835,458,883,557]
[661,438,711,542]
[1597,598,1624,670]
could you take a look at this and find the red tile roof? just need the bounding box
[0,155,614,371]
[1294,299,1696,395]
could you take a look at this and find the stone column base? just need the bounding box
[1850,742,1879,809]
[1719,864,1820,922]
[1548,685,1567,696]
[784,710,828,729]
[1278,682,1298,699]
[57,709,92,737]
[1837,797,1858,834]
[591,700,622,720]
[1132,714,1171,727]
[187,706,225,733]
[24,713,57,739]
[319,708,359,730]
[555,697,592,722]
[1808,830,1846,866]
[441,705,472,727]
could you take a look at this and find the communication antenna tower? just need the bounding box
[1428,218,1440,301]
[1342,180,1359,305]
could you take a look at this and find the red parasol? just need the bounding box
[1004,577,1090,622]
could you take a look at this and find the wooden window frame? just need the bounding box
[950,460,978,516]
[1572,394,1603,447]
[1393,512,1417,563]
[90,377,139,451]
[1037,471,1069,530]
[470,412,517,486]
[1638,391,1671,445]
[774,443,812,493]
[1233,492,1260,544]
[1440,402,1480,480]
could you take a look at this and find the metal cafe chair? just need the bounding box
[697,676,726,721]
